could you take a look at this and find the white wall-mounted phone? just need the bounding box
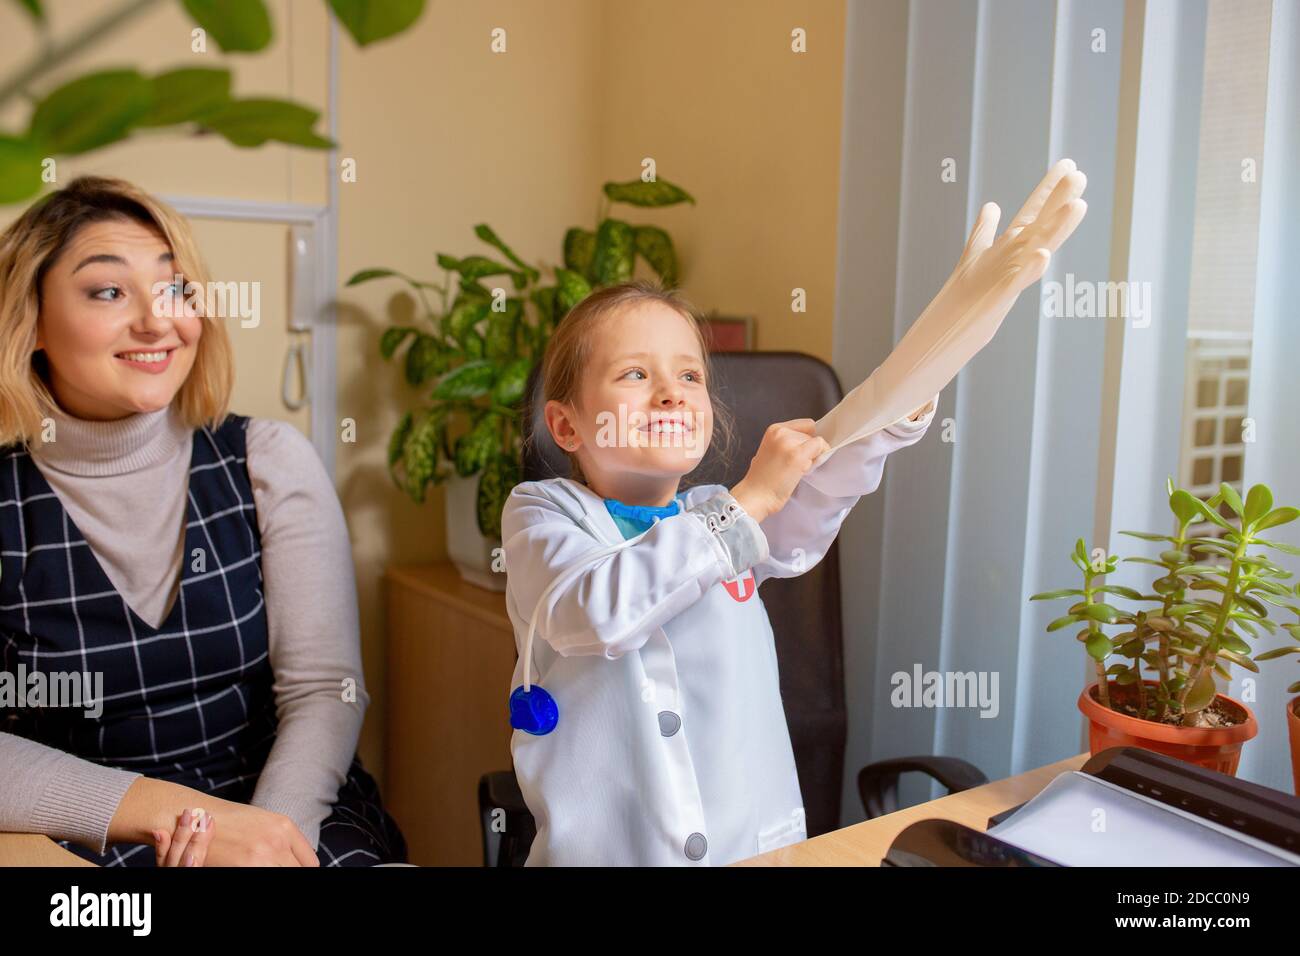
[283,225,313,411]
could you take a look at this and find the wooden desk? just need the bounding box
[0,833,96,867]
[736,752,1090,866]
[384,562,515,867]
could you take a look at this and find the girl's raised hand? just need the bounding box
[731,419,829,523]
[811,159,1088,465]
[153,807,215,867]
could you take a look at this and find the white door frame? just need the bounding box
[159,19,341,477]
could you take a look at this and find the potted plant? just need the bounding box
[1,0,426,205]
[347,178,695,588]
[1030,479,1300,776]
[1254,634,1300,795]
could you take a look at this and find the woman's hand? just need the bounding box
[731,419,830,523]
[194,797,319,867]
[153,807,215,867]
[111,777,318,866]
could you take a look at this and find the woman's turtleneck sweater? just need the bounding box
[0,404,367,854]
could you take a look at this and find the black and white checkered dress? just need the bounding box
[0,413,406,866]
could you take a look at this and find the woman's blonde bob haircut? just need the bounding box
[0,175,234,448]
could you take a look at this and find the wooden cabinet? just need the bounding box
[383,563,515,866]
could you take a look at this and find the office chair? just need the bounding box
[477,350,986,865]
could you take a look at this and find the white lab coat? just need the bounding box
[501,399,937,866]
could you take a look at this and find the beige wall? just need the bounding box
[596,1,847,355]
[1,0,850,787]
[334,0,609,775]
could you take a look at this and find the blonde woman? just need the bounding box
[0,177,406,866]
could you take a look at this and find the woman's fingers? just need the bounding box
[163,807,200,867]
[153,828,171,867]
[184,814,214,867]
[289,829,320,867]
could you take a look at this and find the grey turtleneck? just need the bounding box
[0,404,367,853]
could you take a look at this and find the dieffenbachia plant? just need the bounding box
[1,0,427,203]
[348,178,694,538]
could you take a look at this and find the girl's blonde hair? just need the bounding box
[530,279,736,485]
[0,175,234,448]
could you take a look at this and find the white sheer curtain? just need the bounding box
[1239,0,1300,793]
[834,0,1296,819]
[834,0,1128,822]
[837,0,1294,816]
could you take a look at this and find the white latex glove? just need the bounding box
[808,158,1089,483]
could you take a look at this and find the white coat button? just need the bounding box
[684,833,707,860]
[657,711,681,736]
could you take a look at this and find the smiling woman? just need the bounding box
[34,220,203,417]
[1,180,230,438]
[0,177,407,867]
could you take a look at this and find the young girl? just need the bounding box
[501,281,937,867]
[502,159,1087,866]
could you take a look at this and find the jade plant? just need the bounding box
[347,177,695,537]
[1030,479,1300,726]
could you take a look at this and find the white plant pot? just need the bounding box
[444,471,506,592]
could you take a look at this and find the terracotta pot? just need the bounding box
[1077,680,1257,776]
[1288,697,1300,797]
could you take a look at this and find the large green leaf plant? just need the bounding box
[1,0,426,203]
[348,178,695,539]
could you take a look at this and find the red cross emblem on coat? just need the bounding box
[722,569,756,602]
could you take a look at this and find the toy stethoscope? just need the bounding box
[508,496,684,736]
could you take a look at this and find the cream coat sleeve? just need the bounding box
[501,480,770,661]
[754,393,938,586]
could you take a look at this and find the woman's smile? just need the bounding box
[114,344,180,374]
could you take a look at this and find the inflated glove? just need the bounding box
[805,158,1089,494]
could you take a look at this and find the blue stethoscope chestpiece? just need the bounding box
[509,684,559,735]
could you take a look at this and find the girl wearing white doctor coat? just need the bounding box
[501,398,936,867]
